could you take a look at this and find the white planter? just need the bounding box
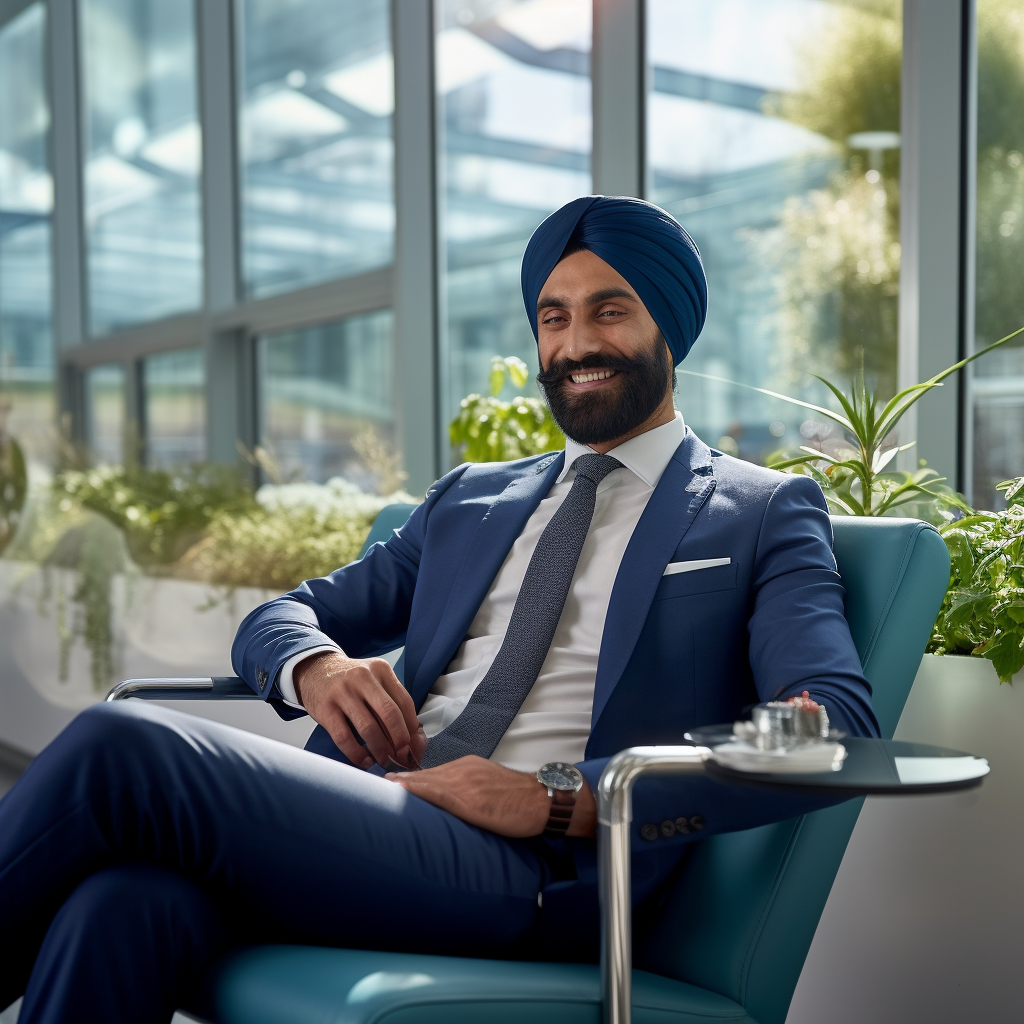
[0,561,315,755]
[787,653,1024,1023]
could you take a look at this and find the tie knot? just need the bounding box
[572,453,623,486]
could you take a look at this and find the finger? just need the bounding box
[364,685,413,761]
[344,706,396,767]
[321,708,374,769]
[375,667,427,756]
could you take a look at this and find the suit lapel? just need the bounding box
[590,431,717,728]
[410,452,565,706]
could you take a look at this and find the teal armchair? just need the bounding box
[108,509,950,1024]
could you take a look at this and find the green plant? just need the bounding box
[682,323,1024,517]
[55,462,255,567]
[449,357,564,463]
[930,476,1024,682]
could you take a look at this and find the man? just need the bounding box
[0,196,878,1023]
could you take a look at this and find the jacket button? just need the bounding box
[674,817,692,834]
[660,819,676,838]
[689,815,705,831]
[640,823,659,841]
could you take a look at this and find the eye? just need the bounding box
[542,312,568,325]
[598,307,626,319]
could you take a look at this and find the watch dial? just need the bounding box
[539,762,580,791]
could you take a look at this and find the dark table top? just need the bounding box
[683,732,990,797]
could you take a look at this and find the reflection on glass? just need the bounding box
[0,4,54,467]
[238,0,394,298]
[80,0,202,335]
[144,348,206,468]
[648,0,901,465]
[85,364,126,465]
[259,309,396,486]
[439,0,591,424]
[970,1,1024,508]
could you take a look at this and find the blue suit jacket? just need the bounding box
[232,428,879,905]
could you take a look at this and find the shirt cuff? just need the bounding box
[277,644,342,708]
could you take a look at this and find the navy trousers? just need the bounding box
[0,702,573,1023]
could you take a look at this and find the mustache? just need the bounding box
[536,353,640,388]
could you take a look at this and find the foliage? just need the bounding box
[0,432,27,556]
[974,1,1024,399]
[179,479,418,592]
[5,463,418,691]
[930,477,1024,682]
[683,323,1024,517]
[760,1,902,397]
[449,356,564,463]
[54,462,255,567]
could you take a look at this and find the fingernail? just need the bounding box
[417,727,427,741]
[397,745,411,766]
[360,757,374,769]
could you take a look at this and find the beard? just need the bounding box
[537,332,672,445]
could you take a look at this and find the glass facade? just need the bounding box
[970,0,1024,508]
[79,0,203,335]
[84,362,126,464]
[238,0,394,298]
[648,0,901,465]
[143,347,206,468]
[258,309,395,486]
[438,0,592,419]
[0,3,54,467]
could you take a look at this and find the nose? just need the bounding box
[560,317,605,364]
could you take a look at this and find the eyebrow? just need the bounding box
[536,287,638,313]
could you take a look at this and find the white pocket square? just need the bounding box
[663,557,731,576]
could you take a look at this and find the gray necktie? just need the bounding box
[421,453,623,768]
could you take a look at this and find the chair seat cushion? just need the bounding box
[192,946,755,1024]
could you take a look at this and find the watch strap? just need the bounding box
[543,787,576,838]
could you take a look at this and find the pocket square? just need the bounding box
[663,557,731,576]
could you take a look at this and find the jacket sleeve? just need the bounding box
[230,464,469,714]
[575,473,880,871]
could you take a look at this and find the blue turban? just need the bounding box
[521,196,708,365]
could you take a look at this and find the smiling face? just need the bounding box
[535,248,676,451]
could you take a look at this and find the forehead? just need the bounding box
[539,249,638,302]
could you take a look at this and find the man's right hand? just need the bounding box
[293,652,427,770]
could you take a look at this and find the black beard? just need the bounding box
[537,335,672,445]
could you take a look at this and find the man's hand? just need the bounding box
[386,756,597,839]
[294,651,427,769]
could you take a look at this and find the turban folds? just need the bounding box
[521,195,708,365]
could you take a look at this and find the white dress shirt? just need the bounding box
[279,413,687,773]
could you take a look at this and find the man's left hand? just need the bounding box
[386,756,596,839]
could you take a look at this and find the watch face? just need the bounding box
[538,762,582,792]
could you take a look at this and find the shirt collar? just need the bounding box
[556,411,686,489]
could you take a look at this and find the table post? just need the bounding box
[597,746,712,1024]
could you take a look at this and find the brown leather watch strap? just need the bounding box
[542,788,577,838]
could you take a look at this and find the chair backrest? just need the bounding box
[358,503,420,559]
[636,517,950,1024]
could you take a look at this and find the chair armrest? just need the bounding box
[106,677,256,702]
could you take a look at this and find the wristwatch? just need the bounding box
[536,762,584,838]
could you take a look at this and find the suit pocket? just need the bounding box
[651,560,738,601]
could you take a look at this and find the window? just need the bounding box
[258,309,396,486]
[0,3,54,467]
[84,363,126,465]
[438,0,592,422]
[647,0,901,464]
[969,0,1024,508]
[143,347,206,468]
[79,0,203,335]
[237,0,394,299]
